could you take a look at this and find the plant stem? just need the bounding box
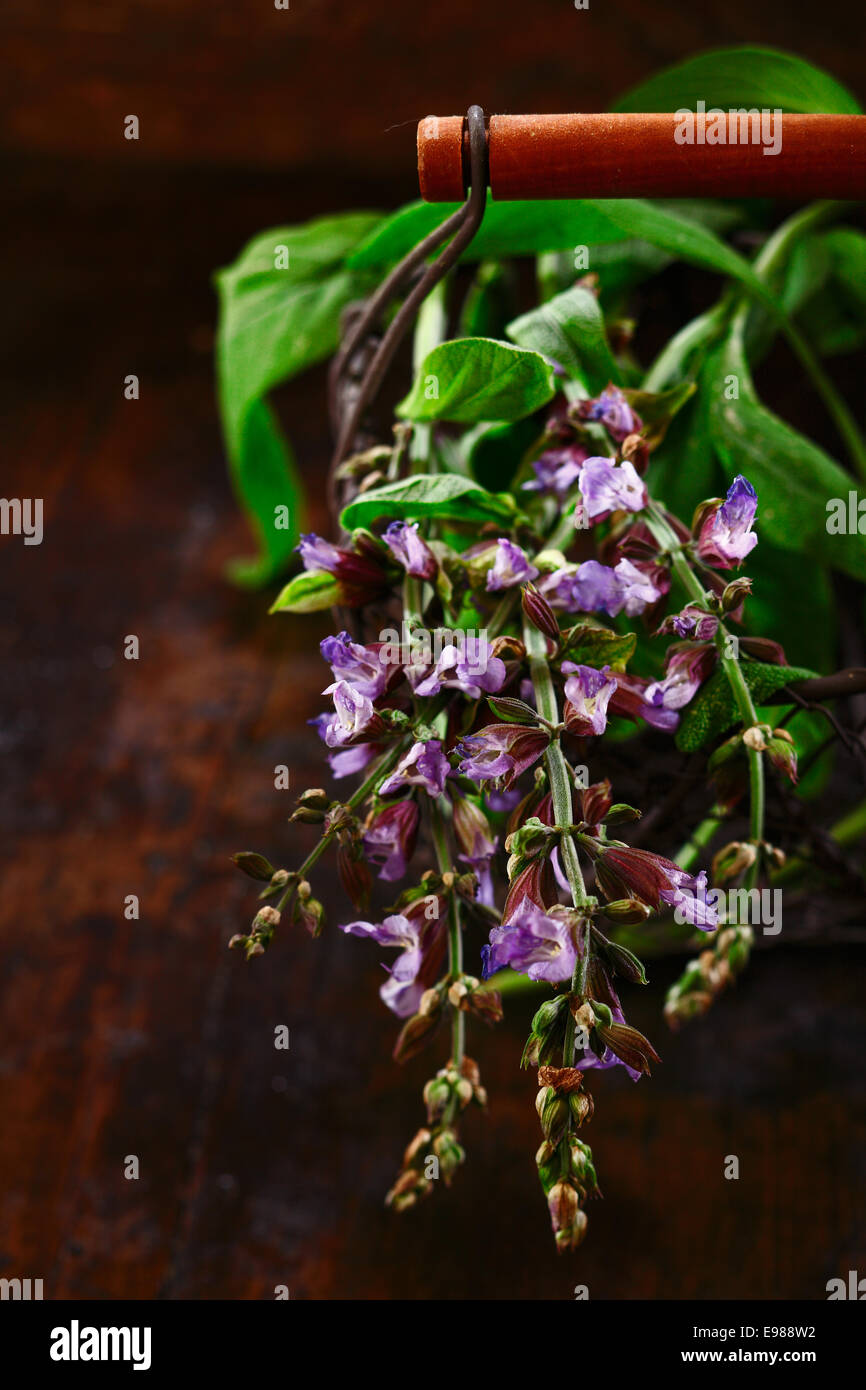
[522,616,590,1066]
[646,502,764,890]
[430,797,465,1069]
[277,736,408,911]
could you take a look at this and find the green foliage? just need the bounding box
[507,284,620,393]
[215,213,380,584]
[614,46,861,115]
[709,336,866,582]
[398,338,556,423]
[270,569,341,615]
[675,661,819,752]
[339,474,519,531]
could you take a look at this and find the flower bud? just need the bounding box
[290,806,327,824]
[418,987,443,1018]
[743,724,770,752]
[536,1140,556,1167]
[455,1077,474,1109]
[691,497,723,538]
[521,583,561,644]
[249,906,281,949]
[432,1129,465,1183]
[601,897,653,924]
[535,1086,570,1145]
[385,1169,429,1213]
[568,1136,589,1180]
[337,842,372,913]
[423,1076,452,1122]
[403,1127,432,1168]
[766,729,798,784]
[295,896,324,937]
[298,788,330,810]
[720,576,753,613]
[620,432,649,475]
[393,1006,441,1063]
[572,1001,597,1033]
[532,996,569,1033]
[569,1091,594,1127]
[711,839,757,883]
[548,1181,587,1253]
[233,851,276,882]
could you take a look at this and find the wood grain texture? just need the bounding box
[1,0,865,173]
[418,114,866,201]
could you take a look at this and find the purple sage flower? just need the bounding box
[340,896,448,1016]
[298,532,342,573]
[570,559,623,615]
[482,899,577,984]
[411,635,506,700]
[579,456,647,520]
[321,631,393,698]
[537,567,582,612]
[697,475,758,568]
[645,645,715,714]
[339,914,423,1017]
[363,800,420,881]
[522,446,587,496]
[659,867,719,932]
[453,795,499,908]
[383,521,437,580]
[322,681,384,748]
[379,739,450,798]
[485,538,539,592]
[656,604,720,641]
[609,673,680,732]
[578,385,643,442]
[457,723,549,787]
[327,742,379,779]
[614,558,662,616]
[562,663,618,737]
[297,533,388,604]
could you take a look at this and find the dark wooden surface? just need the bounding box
[1,0,865,1300]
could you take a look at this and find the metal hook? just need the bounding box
[328,106,488,508]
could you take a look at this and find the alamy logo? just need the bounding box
[49,1320,152,1371]
[674,104,783,156]
[673,885,782,935]
[0,1277,43,1299]
[378,623,491,676]
[0,497,42,544]
[0,497,43,545]
[827,1270,866,1299]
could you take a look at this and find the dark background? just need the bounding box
[1,0,865,1300]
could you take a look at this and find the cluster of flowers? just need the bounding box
[232,381,793,1252]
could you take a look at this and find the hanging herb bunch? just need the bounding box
[219,49,866,1257]
[227,276,855,1252]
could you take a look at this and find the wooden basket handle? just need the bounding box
[417,113,866,201]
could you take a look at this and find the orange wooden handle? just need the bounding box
[417,113,866,201]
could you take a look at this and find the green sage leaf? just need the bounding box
[339,473,518,531]
[397,338,557,423]
[507,284,621,393]
[675,660,819,752]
